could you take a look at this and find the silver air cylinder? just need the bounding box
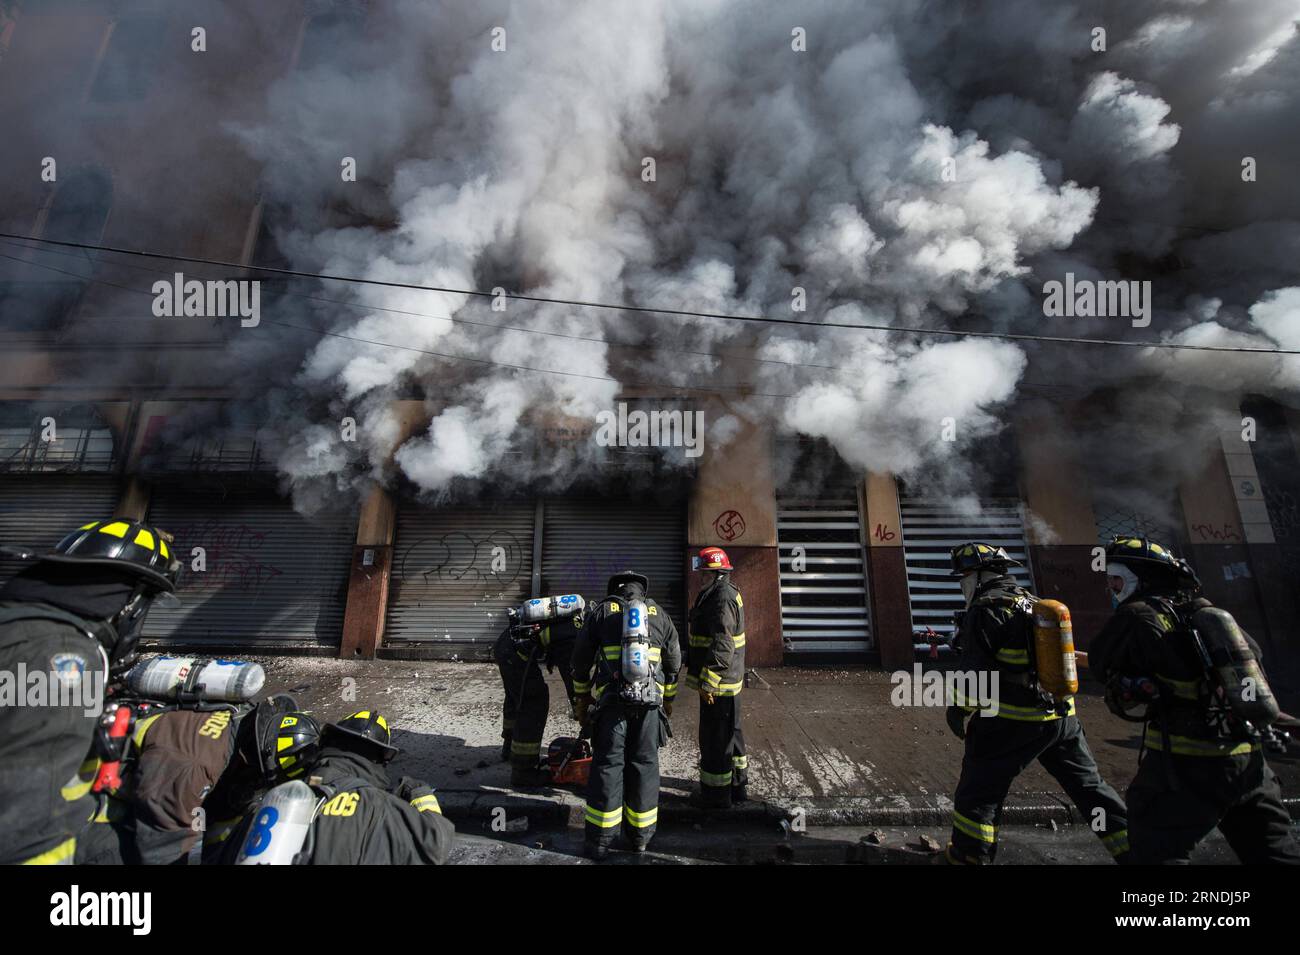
[520,594,586,625]
[621,598,652,684]
[235,779,319,865]
[124,656,266,703]
[1193,607,1280,726]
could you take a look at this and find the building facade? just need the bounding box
[0,3,1296,693]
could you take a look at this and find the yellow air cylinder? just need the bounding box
[1032,599,1078,698]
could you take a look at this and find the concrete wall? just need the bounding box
[687,412,780,666]
[862,471,912,669]
[1178,441,1270,647]
[339,400,426,658]
[1017,418,1112,647]
[340,485,396,659]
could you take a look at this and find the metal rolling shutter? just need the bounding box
[143,484,355,648]
[385,502,535,651]
[0,475,121,583]
[777,494,872,655]
[540,499,686,634]
[900,497,1033,637]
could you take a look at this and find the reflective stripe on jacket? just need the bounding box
[687,575,745,696]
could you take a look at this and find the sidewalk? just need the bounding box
[247,656,1300,828]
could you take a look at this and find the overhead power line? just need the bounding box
[1,232,1296,356]
[0,249,795,399]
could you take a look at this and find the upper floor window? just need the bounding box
[43,166,113,246]
[89,15,166,103]
[0,406,115,473]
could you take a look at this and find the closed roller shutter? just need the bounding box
[0,475,121,583]
[777,493,872,655]
[385,502,535,652]
[143,483,355,648]
[541,499,686,634]
[900,497,1033,637]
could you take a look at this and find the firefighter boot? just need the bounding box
[500,732,512,763]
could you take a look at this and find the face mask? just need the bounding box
[967,574,993,605]
[1106,563,1139,608]
[108,591,154,678]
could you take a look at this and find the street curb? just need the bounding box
[435,789,1300,829]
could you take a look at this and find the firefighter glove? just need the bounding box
[699,687,716,705]
[394,776,434,801]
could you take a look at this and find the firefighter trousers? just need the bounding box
[1126,748,1300,865]
[584,702,665,850]
[494,634,549,770]
[948,714,1130,864]
[699,694,747,806]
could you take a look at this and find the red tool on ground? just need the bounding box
[547,735,592,786]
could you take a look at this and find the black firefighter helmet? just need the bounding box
[607,570,649,598]
[247,694,321,781]
[948,541,1021,578]
[2,519,183,677]
[323,709,400,763]
[32,519,182,593]
[270,711,323,780]
[1105,536,1200,590]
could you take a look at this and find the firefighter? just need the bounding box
[76,697,257,865]
[1089,536,1300,865]
[493,596,581,787]
[0,519,180,865]
[292,710,455,865]
[200,701,321,863]
[943,542,1130,865]
[572,571,681,860]
[687,546,747,808]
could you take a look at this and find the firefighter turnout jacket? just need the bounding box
[302,748,455,865]
[686,573,746,698]
[1091,595,1264,757]
[0,606,105,865]
[954,576,1073,722]
[1089,593,1299,865]
[572,597,682,708]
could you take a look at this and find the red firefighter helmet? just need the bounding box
[696,547,733,571]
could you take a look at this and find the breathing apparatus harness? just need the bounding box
[591,596,661,711]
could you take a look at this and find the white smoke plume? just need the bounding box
[215,0,1300,511]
